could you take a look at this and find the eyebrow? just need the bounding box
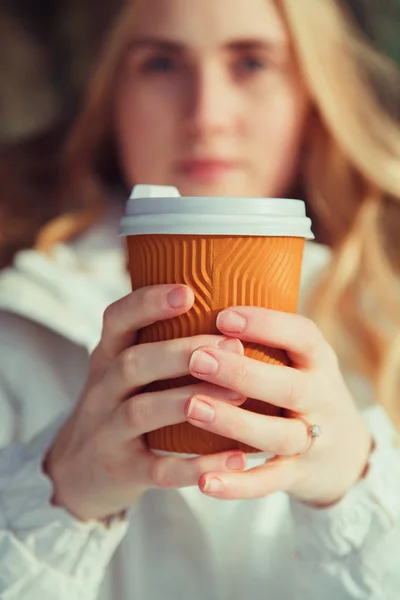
[126,37,288,54]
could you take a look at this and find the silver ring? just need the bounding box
[296,417,322,454]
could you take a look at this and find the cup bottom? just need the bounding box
[150,448,275,464]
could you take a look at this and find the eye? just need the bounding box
[235,55,270,75]
[141,54,180,74]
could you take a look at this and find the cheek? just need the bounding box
[251,87,308,192]
[115,89,176,183]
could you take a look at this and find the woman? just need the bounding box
[1,0,400,598]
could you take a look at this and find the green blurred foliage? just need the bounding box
[347,0,400,63]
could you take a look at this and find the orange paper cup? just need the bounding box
[121,185,314,455]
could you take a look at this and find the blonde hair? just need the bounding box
[36,0,400,427]
[280,0,400,428]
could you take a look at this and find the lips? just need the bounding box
[176,158,241,181]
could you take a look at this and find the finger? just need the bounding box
[217,307,333,369]
[186,395,309,455]
[98,336,244,408]
[188,345,312,413]
[94,285,194,366]
[136,449,248,490]
[110,382,245,441]
[218,337,245,355]
[198,456,298,500]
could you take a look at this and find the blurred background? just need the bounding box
[1,0,400,268]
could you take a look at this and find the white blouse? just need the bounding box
[0,222,399,600]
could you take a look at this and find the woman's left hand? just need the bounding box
[186,307,373,506]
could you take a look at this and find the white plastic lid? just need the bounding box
[120,185,314,239]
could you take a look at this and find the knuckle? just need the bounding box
[119,347,140,384]
[302,319,325,358]
[102,303,119,333]
[304,319,338,367]
[227,363,248,389]
[149,458,175,489]
[274,430,296,456]
[124,397,148,430]
[136,286,168,319]
[136,287,156,313]
[284,370,309,411]
[102,453,127,484]
[224,411,244,440]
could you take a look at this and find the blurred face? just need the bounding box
[114,0,310,197]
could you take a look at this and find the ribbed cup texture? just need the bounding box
[127,235,305,454]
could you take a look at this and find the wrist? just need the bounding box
[42,446,97,522]
[43,449,83,519]
[307,438,375,509]
[43,448,145,523]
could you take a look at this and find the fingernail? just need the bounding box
[167,287,190,308]
[189,351,219,375]
[218,338,244,355]
[187,397,216,423]
[226,453,246,471]
[225,389,245,402]
[217,310,247,334]
[203,478,224,494]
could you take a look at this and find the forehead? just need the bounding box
[129,0,289,47]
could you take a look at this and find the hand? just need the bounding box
[186,307,372,506]
[44,285,248,522]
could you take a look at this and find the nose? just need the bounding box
[185,63,239,138]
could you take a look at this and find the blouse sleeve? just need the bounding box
[290,404,400,600]
[0,408,129,600]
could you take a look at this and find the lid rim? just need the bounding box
[126,196,307,217]
[123,189,314,239]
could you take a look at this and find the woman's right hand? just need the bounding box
[44,285,247,522]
